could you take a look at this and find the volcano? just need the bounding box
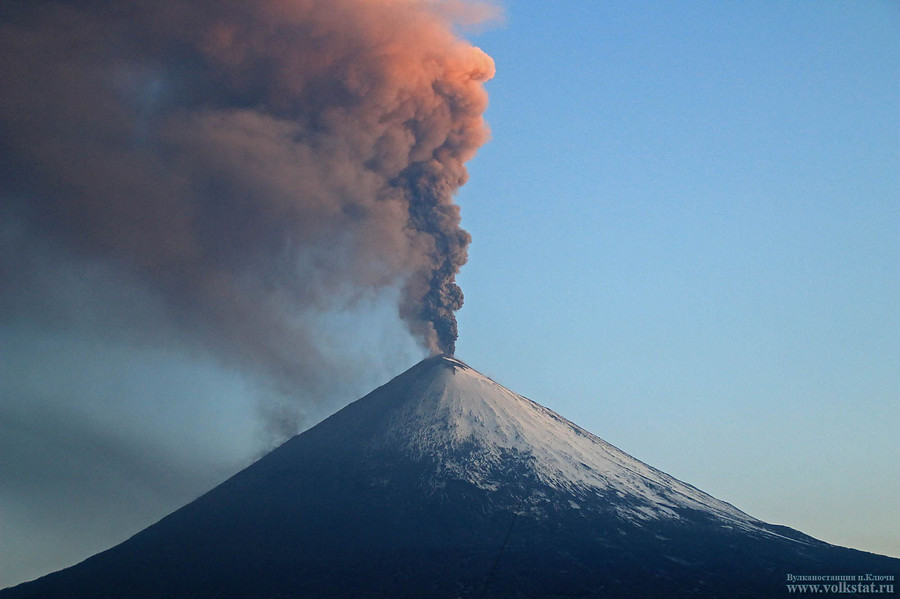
[4,356,897,598]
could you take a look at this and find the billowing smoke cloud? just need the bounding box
[0,3,493,583]
[0,0,493,385]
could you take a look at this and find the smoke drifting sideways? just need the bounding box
[0,1,493,385]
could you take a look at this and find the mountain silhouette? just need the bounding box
[3,356,896,597]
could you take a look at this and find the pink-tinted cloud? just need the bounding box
[0,0,494,387]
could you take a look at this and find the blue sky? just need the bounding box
[455,0,899,559]
[1,0,897,589]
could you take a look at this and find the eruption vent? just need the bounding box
[0,0,493,376]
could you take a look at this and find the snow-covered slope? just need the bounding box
[362,355,759,528]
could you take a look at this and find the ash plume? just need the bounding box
[0,0,493,388]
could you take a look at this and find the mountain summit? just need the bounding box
[4,356,897,598]
[341,356,756,526]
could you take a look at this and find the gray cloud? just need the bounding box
[0,0,493,586]
[0,0,492,374]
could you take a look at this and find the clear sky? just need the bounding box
[1,0,898,589]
